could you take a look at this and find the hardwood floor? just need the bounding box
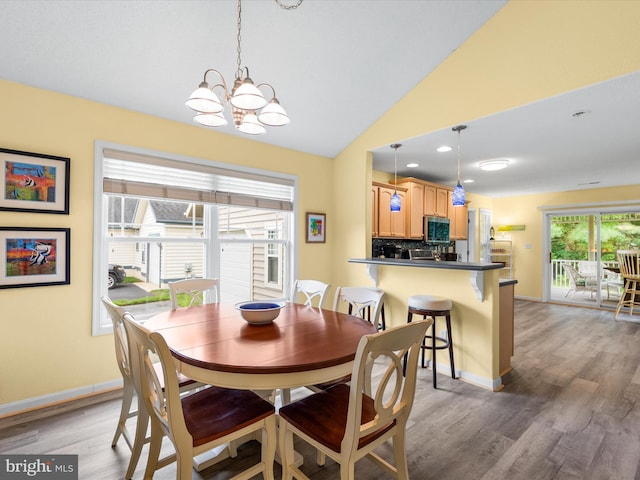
[2,300,639,479]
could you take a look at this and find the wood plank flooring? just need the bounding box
[1,300,639,479]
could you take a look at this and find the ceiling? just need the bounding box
[372,71,640,198]
[0,1,638,199]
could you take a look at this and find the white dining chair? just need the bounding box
[278,320,431,480]
[100,296,203,479]
[290,279,330,308]
[122,311,277,480]
[168,277,220,310]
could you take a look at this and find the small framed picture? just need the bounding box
[305,212,326,243]
[0,148,70,214]
[0,227,71,289]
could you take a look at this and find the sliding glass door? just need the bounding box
[548,211,640,308]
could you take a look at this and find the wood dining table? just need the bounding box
[143,301,377,392]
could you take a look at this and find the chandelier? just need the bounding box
[185,0,292,135]
[451,125,467,206]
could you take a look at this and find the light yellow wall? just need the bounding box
[0,80,333,407]
[333,0,640,291]
[332,1,640,381]
[493,184,640,300]
[3,0,640,409]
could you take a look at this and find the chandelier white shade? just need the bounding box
[185,0,290,135]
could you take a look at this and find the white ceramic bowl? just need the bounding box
[235,301,285,325]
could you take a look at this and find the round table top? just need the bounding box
[144,302,377,375]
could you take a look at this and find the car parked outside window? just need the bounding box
[108,264,126,289]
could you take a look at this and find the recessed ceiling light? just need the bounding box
[479,159,509,171]
[437,145,452,153]
[463,179,474,184]
[406,163,419,168]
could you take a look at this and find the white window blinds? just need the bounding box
[102,148,294,211]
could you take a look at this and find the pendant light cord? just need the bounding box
[391,143,402,193]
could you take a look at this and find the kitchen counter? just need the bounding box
[348,257,515,390]
[350,257,504,271]
[349,257,503,301]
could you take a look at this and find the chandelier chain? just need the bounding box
[275,0,304,10]
[236,0,242,76]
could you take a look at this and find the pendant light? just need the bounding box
[390,143,402,212]
[451,125,467,206]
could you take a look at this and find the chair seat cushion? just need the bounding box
[408,295,452,311]
[182,386,274,447]
[278,383,395,453]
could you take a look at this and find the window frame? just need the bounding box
[92,141,298,335]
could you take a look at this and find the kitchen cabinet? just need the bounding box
[447,191,468,240]
[423,183,449,217]
[374,182,407,238]
[371,184,379,238]
[391,180,424,239]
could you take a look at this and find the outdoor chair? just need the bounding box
[563,264,598,299]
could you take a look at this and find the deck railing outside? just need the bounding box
[551,259,619,288]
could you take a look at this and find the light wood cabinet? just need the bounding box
[447,190,468,240]
[422,183,448,218]
[374,182,407,238]
[371,185,379,238]
[389,180,425,239]
[435,187,449,218]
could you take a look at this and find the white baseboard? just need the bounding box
[0,379,122,417]
[424,360,502,391]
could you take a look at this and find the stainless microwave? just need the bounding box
[424,216,450,243]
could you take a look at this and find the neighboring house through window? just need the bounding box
[93,142,297,335]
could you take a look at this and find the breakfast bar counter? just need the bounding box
[348,257,514,391]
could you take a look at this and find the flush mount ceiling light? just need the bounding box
[390,144,402,212]
[186,0,298,135]
[451,125,467,207]
[479,159,509,171]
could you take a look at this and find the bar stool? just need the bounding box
[407,294,455,388]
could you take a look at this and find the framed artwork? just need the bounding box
[0,227,70,289]
[0,147,70,214]
[305,212,326,243]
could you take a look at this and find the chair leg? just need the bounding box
[112,381,135,447]
[392,431,409,479]
[431,320,437,389]
[176,451,193,480]
[262,416,277,480]
[279,420,295,480]
[615,280,630,318]
[144,423,163,480]
[446,314,456,380]
[126,405,149,480]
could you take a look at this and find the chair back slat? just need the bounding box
[122,313,189,443]
[333,286,385,330]
[617,250,640,279]
[168,278,220,310]
[101,297,131,378]
[341,319,430,455]
[290,279,330,308]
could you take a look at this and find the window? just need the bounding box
[265,226,282,288]
[93,142,297,335]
